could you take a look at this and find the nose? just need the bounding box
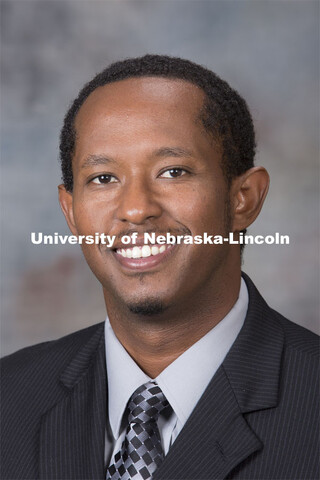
[115,177,163,225]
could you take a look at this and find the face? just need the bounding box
[60,77,237,315]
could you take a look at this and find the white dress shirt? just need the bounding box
[104,278,248,465]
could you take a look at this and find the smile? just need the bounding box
[112,244,175,272]
[115,244,170,259]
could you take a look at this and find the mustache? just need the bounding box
[111,226,192,240]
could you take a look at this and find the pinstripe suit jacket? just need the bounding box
[1,273,319,480]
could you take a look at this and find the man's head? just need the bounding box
[60,55,256,192]
[58,55,269,318]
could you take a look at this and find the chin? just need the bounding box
[126,299,167,316]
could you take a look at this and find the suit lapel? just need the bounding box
[223,272,284,413]
[155,273,284,480]
[39,324,106,480]
[153,366,262,480]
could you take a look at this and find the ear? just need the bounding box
[231,167,269,232]
[58,184,78,235]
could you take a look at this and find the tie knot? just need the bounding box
[127,381,169,425]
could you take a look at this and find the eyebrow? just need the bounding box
[81,147,194,169]
[81,154,116,169]
[154,147,194,158]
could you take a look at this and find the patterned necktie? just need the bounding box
[106,381,169,480]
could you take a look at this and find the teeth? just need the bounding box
[116,244,171,259]
[132,246,141,258]
[141,245,151,257]
[151,246,159,256]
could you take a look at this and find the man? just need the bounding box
[1,55,318,480]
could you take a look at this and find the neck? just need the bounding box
[105,270,241,378]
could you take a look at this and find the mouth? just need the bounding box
[112,244,175,271]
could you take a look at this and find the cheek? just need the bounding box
[73,199,112,235]
[166,187,227,233]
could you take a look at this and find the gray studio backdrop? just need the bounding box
[1,0,319,357]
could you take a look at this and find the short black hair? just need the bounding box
[60,54,255,192]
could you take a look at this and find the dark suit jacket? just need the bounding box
[1,274,319,479]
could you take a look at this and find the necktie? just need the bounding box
[106,381,169,480]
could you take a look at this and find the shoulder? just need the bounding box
[271,310,319,389]
[241,271,319,385]
[271,311,319,398]
[1,322,105,391]
[271,308,319,358]
[243,271,319,357]
[0,322,105,477]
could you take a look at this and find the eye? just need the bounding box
[91,174,117,185]
[159,168,188,178]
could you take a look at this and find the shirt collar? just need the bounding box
[105,278,248,439]
[105,320,151,439]
[156,278,248,425]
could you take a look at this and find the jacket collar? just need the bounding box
[223,272,284,413]
[154,272,284,479]
[59,323,105,390]
[39,323,106,480]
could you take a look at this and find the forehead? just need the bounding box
[75,77,206,132]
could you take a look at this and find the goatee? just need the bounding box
[128,300,166,316]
